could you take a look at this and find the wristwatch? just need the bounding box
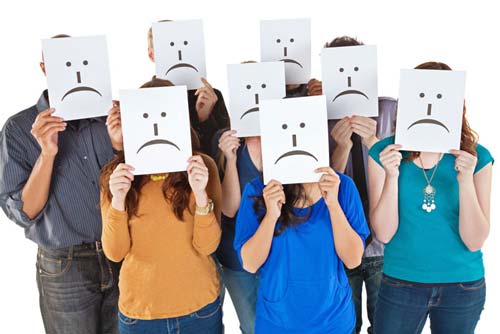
[195,199,214,215]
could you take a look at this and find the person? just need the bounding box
[234,167,370,333]
[0,34,122,334]
[369,62,493,334]
[100,77,224,334]
[307,36,397,334]
[147,23,229,156]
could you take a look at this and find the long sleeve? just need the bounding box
[100,194,131,262]
[192,155,222,255]
[0,120,44,228]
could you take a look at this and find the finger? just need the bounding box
[220,129,237,140]
[201,77,213,90]
[381,144,402,155]
[110,170,135,181]
[37,108,57,118]
[449,149,463,156]
[187,155,204,164]
[115,163,135,172]
[188,160,209,170]
[315,166,335,174]
[38,122,67,137]
[33,116,64,130]
[112,100,120,108]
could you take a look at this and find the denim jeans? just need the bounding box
[374,275,486,334]
[221,266,258,334]
[345,256,383,334]
[118,297,223,334]
[36,242,121,334]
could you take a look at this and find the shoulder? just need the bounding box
[243,176,264,197]
[337,172,356,194]
[1,105,37,139]
[370,135,395,154]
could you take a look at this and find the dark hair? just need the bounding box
[404,61,478,161]
[100,78,200,221]
[252,179,311,236]
[325,36,363,48]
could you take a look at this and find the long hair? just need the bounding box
[100,78,201,221]
[405,61,478,161]
[252,180,311,236]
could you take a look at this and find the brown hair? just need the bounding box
[100,78,200,221]
[405,61,478,160]
[325,36,363,48]
[147,20,172,50]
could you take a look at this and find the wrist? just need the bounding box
[40,150,57,158]
[194,191,208,207]
[111,197,126,211]
[458,174,474,186]
[363,136,379,149]
[336,140,353,150]
[112,143,124,152]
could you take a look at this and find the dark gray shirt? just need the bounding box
[0,91,114,249]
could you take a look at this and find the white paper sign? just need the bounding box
[395,69,465,153]
[42,36,112,121]
[260,19,311,85]
[153,20,206,90]
[120,86,192,175]
[321,45,379,119]
[227,62,286,137]
[260,96,330,184]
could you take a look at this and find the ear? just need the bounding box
[148,46,155,63]
[40,62,46,76]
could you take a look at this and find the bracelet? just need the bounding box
[112,147,123,155]
[195,199,214,215]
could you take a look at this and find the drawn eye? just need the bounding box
[246,84,251,89]
[437,94,442,99]
[339,68,344,72]
[66,61,72,67]
[354,66,359,71]
[282,124,288,130]
[170,42,175,47]
[419,93,425,98]
[83,60,88,66]
[143,113,149,119]
[300,122,305,128]
[161,112,166,117]
[184,41,188,45]
[290,38,294,43]
[261,83,266,89]
[276,38,281,43]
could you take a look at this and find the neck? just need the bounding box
[416,152,442,169]
[296,182,322,208]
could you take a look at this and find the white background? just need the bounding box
[0,0,497,333]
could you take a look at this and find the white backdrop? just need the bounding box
[0,0,498,333]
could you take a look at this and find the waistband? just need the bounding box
[38,241,103,258]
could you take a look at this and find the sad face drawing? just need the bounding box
[136,110,181,154]
[42,35,113,120]
[259,95,330,185]
[395,69,466,153]
[227,62,286,137]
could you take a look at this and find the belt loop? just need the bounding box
[95,240,102,252]
[68,245,74,260]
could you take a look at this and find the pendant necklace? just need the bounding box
[418,154,442,213]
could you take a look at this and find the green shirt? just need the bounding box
[369,136,493,283]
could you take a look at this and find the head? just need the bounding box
[147,19,172,63]
[324,35,363,48]
[405,61,478,160]
[100,77,200,220]
[40,34,71,76]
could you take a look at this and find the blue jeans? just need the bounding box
[118,297,223,334]
[345,256,383,334]
[221,266,258,334]
[374,275,486,334]
[36,242,120,334]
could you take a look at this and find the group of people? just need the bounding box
[0,25,493,334]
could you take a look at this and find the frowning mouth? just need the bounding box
[240,107,259,119]
[279,58,303,68]
[137,139,181,154]
[407,119,450,133]
[61,86,102,101]
[274,150,318,164]
[332,90,369,102]
[165,63,199,75]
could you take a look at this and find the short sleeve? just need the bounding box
[474,144,494,174]
[338,173,370,244]
[233,177,264,267]
[368,135,395,167]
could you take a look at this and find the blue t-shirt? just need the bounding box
[234,175,370,333]
[216,143,261,271]
[369,136,494,283]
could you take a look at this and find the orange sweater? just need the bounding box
[101,154,222,320]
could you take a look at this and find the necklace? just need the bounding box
[418,154,442,213]
[150,174,167,182]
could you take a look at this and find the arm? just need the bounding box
[239,180,284,273]
[368,144,402,244]
[219,130,241,217]
[451,149,492,251]
[330,118,353,173]
[190,155,222,255]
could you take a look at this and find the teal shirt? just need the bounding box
[369,136,494,283]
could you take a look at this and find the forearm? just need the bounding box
[221,161,241,217]
[370,175,399,243]
[459,179,490,251]
[331,144,352,173]
[101,203,131,262]
[21,154,55,219]
[241,214,277,273]
[328,203,364,269]
[193,213,222,255]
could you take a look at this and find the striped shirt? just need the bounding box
[0,91,114,249]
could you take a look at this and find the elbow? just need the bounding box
[102,245,128,263]
[242,261,258,274]
[376,234,392,245]
[193,236,221,256]
[344,257,362,270]
[222,207,237,219]
[463,239,485,253]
